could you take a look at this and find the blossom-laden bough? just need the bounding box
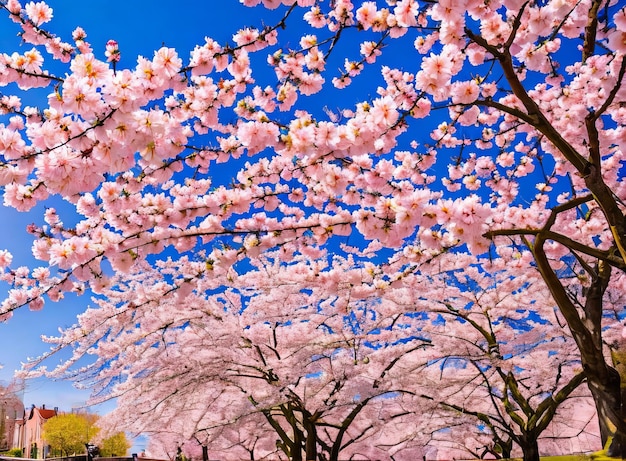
[0,0,625,460]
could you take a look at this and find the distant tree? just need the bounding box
[98,432,130,457]
[43,413,100,457]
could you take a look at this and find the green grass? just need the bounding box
[541,456,592,461]
[505,452,622,461]
[496,454,596,461]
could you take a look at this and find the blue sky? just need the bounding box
[0,0,426,433]
[0,1,613,457]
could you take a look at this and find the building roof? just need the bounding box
[38,408,57,420]
[26,406,58,421]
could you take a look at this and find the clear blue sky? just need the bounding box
[0,0,550,407]
[0,0,588,455]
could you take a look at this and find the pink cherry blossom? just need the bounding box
[24,1,52,25]
[104,40,120,63]
[0,1,625,459]
[355,2,377,30]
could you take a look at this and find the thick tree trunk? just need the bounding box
[519,435,540,461]
[532,243,626,456]
[292,426,303,461]
[587,370,626,456]
[303,418,317,461]
[576,333,626,456]
[578,265,626,457]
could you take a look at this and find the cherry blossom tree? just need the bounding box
[1,0,626,458]
[41,255,433,461]
[401,262,599,461]
[23,252,600,461]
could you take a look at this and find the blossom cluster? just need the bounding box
[0,0,625,458]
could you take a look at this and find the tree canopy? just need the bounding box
[43,413,99,457]
[0,0,625,460]
[99,432,131,457]
[43,412,130,458]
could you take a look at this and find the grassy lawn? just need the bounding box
[496,451,625,461]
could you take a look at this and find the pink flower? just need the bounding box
[456,105,480,126]
[411,98,431,119]
[371,96,399,126]
[356,2,377,30]
[304,47,325,71]
[153,47,182,78]
[105,40,120,63]
[303,6,327,28]
[190,38,221,76]
[420,52,453,84]
[227,50,252,82]
[72,27,87,42]
[237,120,279,154]
[261,0,281,9]
[608,30,626,53]
[0,127,26,159]
[0,250,13,268]
[527,6,553,36]
[24,1,53,26]
[3,183,41,211]
[451,80,480,105]
[5,0,21,14]
[344,59,363,77]
[233,27,259,48]
[61,74,103,116]
[298,72,324,96]
[315,121,340,149]
[393,0,418,28]
[466,43,486,65]
[109,251,136,274]
[479,12,510,45]
[277,81,297,110]
[70,53,109,81]
[102,69,142,110]
[414,35,435,54]
[429,0,464,21]
[21,48,43,72]
[332,75,352,89]
[360,41,382,64]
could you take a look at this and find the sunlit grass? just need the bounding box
[500,452,620,461]
[541,456,592,461]
[589,449,621,461]
[494,454,598,461]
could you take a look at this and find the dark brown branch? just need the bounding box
[582,0,603,62]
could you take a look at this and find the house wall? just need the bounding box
[0,396,24,451]
[12,407,57,459]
